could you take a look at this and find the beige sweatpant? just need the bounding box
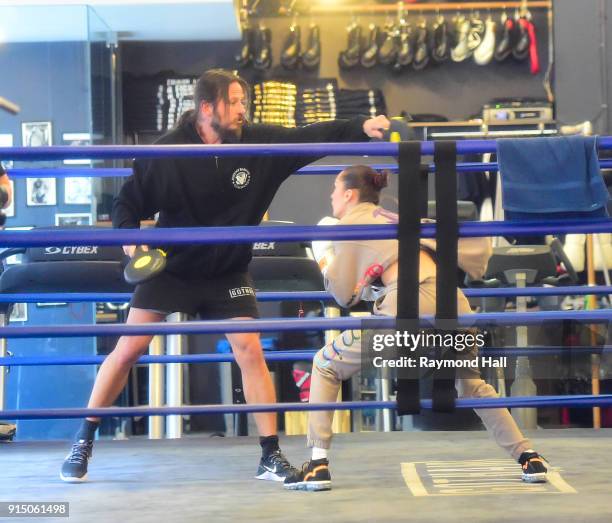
[307,277,531,460]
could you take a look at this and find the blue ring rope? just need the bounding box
[1,310,611,339]
[0,351,318,367]
[1,219,612,248]
[1,137,612,161]
[9,159,612,179]
[1,394,611,420]
[1,346,609,367]
[0,286,610,304]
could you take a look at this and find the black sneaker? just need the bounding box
[60,439,93,483]
[255,449,297,482]
[518,451,548,483]
[283,459,332,491]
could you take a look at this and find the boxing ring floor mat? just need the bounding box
[1,429,610,523]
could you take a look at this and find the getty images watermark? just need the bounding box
[357,317,608,381]
[361,319,508,379]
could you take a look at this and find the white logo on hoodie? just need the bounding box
[232,168,251,189]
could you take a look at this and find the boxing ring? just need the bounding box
[0,139,612,521]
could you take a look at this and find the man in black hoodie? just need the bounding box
[61,69,389,483]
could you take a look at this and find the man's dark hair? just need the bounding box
[340,164,389,205]
[177,69,250,126]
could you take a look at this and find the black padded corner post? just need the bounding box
[433,140,458,413]
[396,141,423,415]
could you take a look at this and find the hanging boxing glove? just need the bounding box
[474,16,496,65]
[494,14,514,62]
[512,14,530,61]
[412,21,429,70]
[467,13,486,53]
[523,15,540,75]
[430,17,449,64]
[234,26,253,68]
[338,23,362,70]
[361,24,380,68]
[451,16,471,62]
[378,21,399,66]
[281,24,301,70]
[394,21,414,70]
[302,24,321,70]
[253,26,273,71]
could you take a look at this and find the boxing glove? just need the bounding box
[253,27,273,71]
[361,24,380,68]
[338,24,362,70]
[234,27,253,68]
[412,22,429,71]
[467,15,485,52]
[430,17,449,64]
[312,216,339,275]
[281,24,301,70]
[474,17,496,65]
[378,23,399,66]
[513,16,530,61]
[451,17,471,62]
[495,15,514,62]
[394,22,414,71]
[302,24,321,70]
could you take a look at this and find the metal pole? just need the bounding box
[219,361,234,435]
[586,235,602,429]
[377,368,393,432]
[148,335,164,439]
[166,312,186,438]
[510,272,537,429]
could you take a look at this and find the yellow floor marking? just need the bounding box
[401,459,577,497]
[400,463,428,497]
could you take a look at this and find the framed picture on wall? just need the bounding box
[9,302,27,322]
[64,177,92,205]
[4,180,14,217]
[55,212,92,226]
[22,121,52,147]
[62,132,91,165]
[0,134,13,168]
[26,177,56,206]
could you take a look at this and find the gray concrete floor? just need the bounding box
[0,429,610,523]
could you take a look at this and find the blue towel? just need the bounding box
[497,136,609,215]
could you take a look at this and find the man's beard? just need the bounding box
[211,112,243,143]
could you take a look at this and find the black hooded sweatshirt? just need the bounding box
[112,116,368,279]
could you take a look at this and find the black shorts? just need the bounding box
[130,271,259,319]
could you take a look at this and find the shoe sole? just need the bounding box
[255,470,286,482]
[522,472,547,483]
[60,472,88,483]
[284,480,332,492]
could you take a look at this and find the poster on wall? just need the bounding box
[62,132,91,165]
[26,177,56,206]
[9,302,27,322]
[4,180,14,217]
[22,121,52,147]
[0,134,13,168]
[55,212,92,226]
[64,177,92,205]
